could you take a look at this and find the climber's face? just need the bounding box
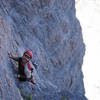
[24,53,31,60]
[22,53,31,64]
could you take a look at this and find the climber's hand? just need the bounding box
[8,52,13,58]
[32,61,38,69]
[34,63,38,69]
[31,68,33,73]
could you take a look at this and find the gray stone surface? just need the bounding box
[0,0,86,100]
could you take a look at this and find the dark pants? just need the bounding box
[18,75,27,81]
[18,74,33,82]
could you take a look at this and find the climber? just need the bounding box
[8,50,38,85]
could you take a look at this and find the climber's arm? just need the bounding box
[8,52,19,62]
[32,61,38,69]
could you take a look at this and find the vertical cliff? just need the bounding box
[0,0,86,100]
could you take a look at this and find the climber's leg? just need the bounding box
[27,75,35,85]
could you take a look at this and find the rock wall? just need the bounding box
[0,0,86,100]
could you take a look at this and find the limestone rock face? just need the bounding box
[0,0,86,100]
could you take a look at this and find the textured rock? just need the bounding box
[0,0,86,100]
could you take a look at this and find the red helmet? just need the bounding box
[24,50,33,59]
